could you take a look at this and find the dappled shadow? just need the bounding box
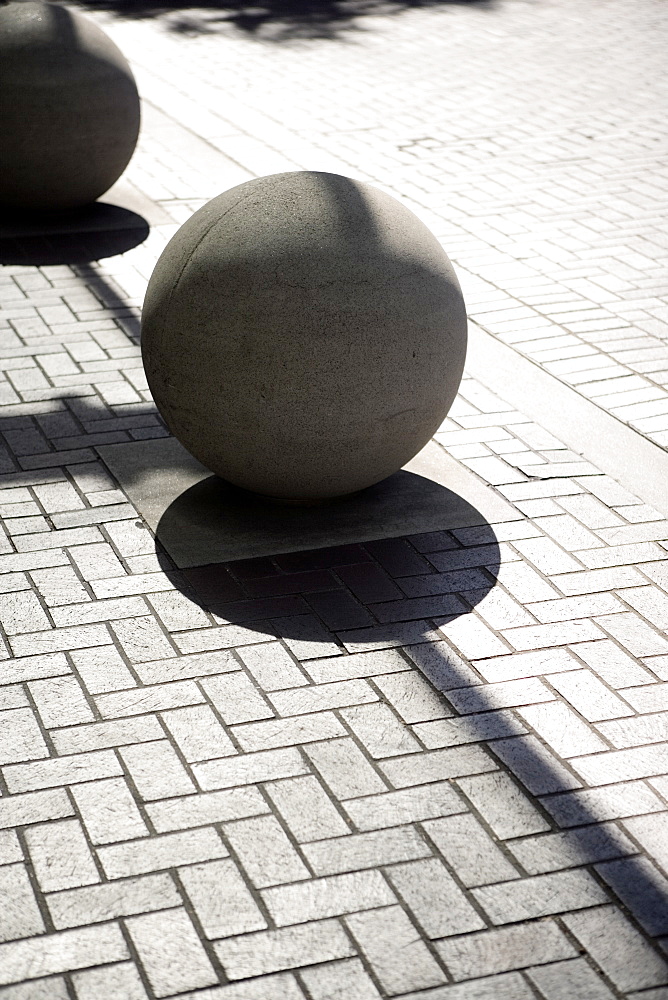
[73,0,497,40]
[0,204,149,266]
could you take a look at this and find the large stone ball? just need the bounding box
[0,1,140,211]
[142,171,467,501]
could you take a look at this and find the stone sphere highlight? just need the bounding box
[0,1,140,211]
[141,171,467,501]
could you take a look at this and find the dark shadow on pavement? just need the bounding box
[0,204,150,266]
[73,0,498,40]
[155,480,668,947]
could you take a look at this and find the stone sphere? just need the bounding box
[0,1,140,211]
[141,171,467,501]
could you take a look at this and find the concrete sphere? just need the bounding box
[0,1,140,210]
[142,172,467,501]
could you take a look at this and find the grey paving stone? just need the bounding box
[224,814,309,888]
[473,869,609,923]
[0,924,128,987]
[489,735,582,795]
[118,740,196,799]
[231,711,346,752]
[98,827,227,879]
[47,873,180,929]
[345,905,446,994]
[596,855,668,935]
[0,978,70,1000]
[238,641,308,690]
[161,704,237,762]
[525,957,617,1000]
[0,788,74,830]
[563,905,668,992]
[214,920,355,979]
[194,747,308,791]
[135,649,239,684]
[262,870,396,926]
[268,679,377,717]
[71,962,149,1000]
[414,709,527,749]
[0,707,49,765]
[24,819,99,892]
[110,615,176,663]
[597,711,668,749]
[386,857,485,938]
[303,648,411,683]
[3,750,123,793]
[201,672,274,724]
[436,920,576,980]
[381,745,497,788]
[456,772,549,839]
[423,813,520,887]
[305,738,387,799]
[70,645,138,694]
[169,973,305,999]
[299,958,381,1000]
[572,744,668,785]
[125,908,218,997]
[146,787,268,833]
[265,775,350,842]
[339,702,421,758]
[94,679,204,718]
[342,782,465,832]
[508,821,636,874]
[71,777,148,844]
[540,780,666,827]
[303,826,430,876]
[517,701,609,757]
[51,715,163,754]
[0,864,45,942]
[179,860,267,938]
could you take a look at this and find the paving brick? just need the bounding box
[596,855,668,935]
[508,821,635,873]
[0,787,73,828]
[525,957,617,1000]
[29,675,96,728]
[447,677,554,714]
[71,777,148,844]
[345,904,446,994]
[51,715,163,754]
[214,920,354,979]
[238,642,307,690]
[381,745,497,788]
[474,868,608,923]
[570,638,655,686]
[269,679,377,717]
[0,707,49,765]
[71,962,149,1000]
[473,647,579,683]
[572,744,668,785]
[342,782,465,832]
[299,958,381,1000]
[265,775,349,841]
[338,701,421,758]
[540,780,666,827]
[47,873,180,929]
[223,814,309,888]
[70,645,137,694]
[201,672,274,724]
[119,740,196,800]
[304,826,430,876]
[597,711,668,748]
[0,924,128,987]
[4,749,123,793]
[93,679,204,718]
[563,905,668,992]
[232,711,345,752]
[110,616,176,662]
[621,684,668,712]
[10,623,111,657]
[387,857,485,938]
[146,787,268,833]
[126,908,218,997]
[99,827,227,879]
[135,649,239,684]
[414,709,527,749]
[517,701,609,756]
[162,703,237,762]
[179,859,266,938]
[262,870,396,926]
[456,772,549,839]
[194,747,308,791]
[24,818,99,891]
[489,733,583,795]
[436,921,575,981]
[0,864,45,942]
[303,648,410,682]
[304,737,387,798]
[423,812,520,887]
[0,591,51,635]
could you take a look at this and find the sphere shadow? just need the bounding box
[155,470,501,643]
[0,204,150,266]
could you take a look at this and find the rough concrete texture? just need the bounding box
[0,1,140,210]
[141,171,467,500]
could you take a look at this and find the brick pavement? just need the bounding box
[0,0,668,996]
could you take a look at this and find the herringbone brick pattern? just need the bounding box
[1,0,667,995]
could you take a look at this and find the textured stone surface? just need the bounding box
[142,171,467,500]
[0,2,139,210]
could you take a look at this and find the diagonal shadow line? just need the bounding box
[155,488,668,952]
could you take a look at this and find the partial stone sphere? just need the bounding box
[0,1,140,211]
[142,171,467,501]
